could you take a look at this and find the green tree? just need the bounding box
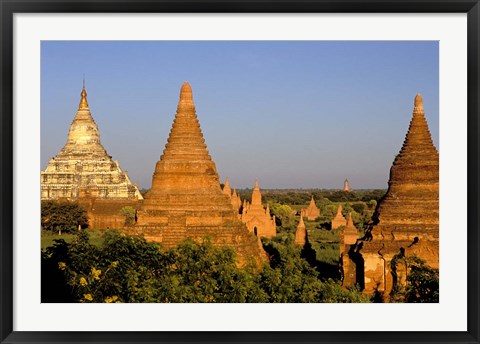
[119,206,136,226]
[351,202,366,215]
[390,254,439,303]
[43,231,268,303]
[41,201,88,235]
[368,199,377,209]
[269,203,294,225]
[405,256,439,303]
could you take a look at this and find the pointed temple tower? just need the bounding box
[331,204,347,229]
[303,195,320,220]
[222,178,242,214]
[231,188,242,213]
[357,94,439,295]
[241,179,276,238]
[343,179,352,192]
[132,83,264,265]
[222,178,232,197]
[41,84,142,228]
[294,213,307,246]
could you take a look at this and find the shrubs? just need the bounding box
[42,230,370,303]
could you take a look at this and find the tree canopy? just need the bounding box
[41,201,88,235]
[42,230,370,303]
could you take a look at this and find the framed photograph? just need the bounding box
[1,1,479,343]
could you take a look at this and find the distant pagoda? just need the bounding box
[41,84,142,201]
[131,82,264,265]
[356,94,439,295]
[343,179,352,192]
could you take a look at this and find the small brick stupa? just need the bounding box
[343,213,360,246]
[241,180,276,238]
[132,82,264,265]
[303,196,320,220]
[294,213,307,246]
[340,213,360,288]
[358,94,439,294]
[231,188,242,213]
[331,204,347,229]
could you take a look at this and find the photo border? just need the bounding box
[1,1,479,343]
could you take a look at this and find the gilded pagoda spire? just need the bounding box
[57,84,107,158]
[79,79,89,109]
[41,84,143,202]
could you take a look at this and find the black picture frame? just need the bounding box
[1,1,479,343]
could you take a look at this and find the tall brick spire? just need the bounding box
[373,93,439,226]
[146,82,220,195]
[393,94,438,163]
[135,82,265,266]
[358,94,439,295]
[160,82,211,161]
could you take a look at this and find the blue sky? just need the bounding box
[41,41,439,189]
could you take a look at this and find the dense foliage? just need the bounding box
[389,254,439,303]
[41,201,89,235]
[42,230,370,303]
[119,206,136,226]
[41,190,438,304]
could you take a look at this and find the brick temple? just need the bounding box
[240,180,277,238]
[342,94,439,295]
[129,82,265,265]
[294,213,307,246]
